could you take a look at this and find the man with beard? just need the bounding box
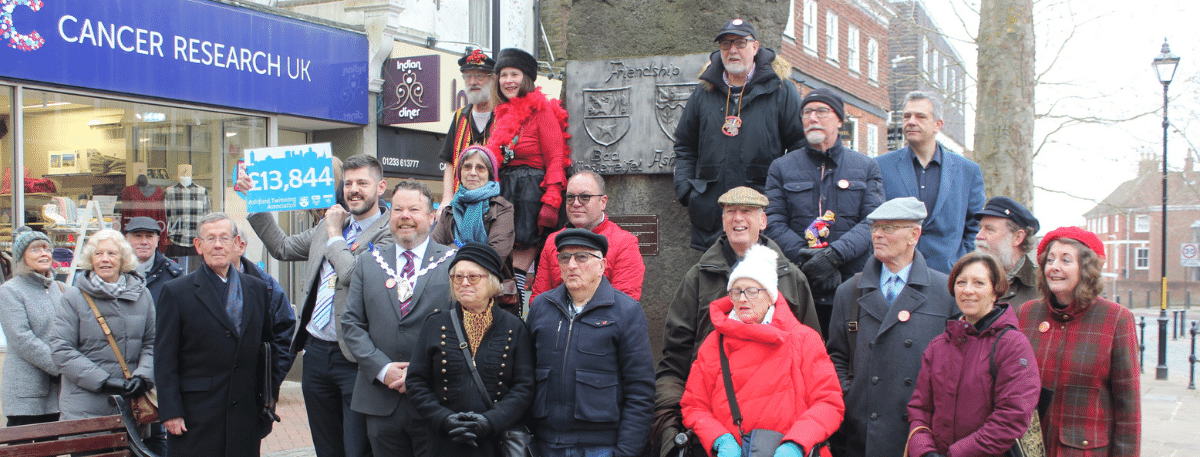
[673,18,805,250]
[765,88,883,335]
[440,48,496,211]
[973,196,1041,306]
[245,154,392,457]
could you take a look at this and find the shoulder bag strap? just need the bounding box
[847,274,863,381]
[450,304,495,410]
[82,293,133,379]
[989,327,1013,388]
[718,334,744,437]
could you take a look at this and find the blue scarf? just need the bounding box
[451,180,500,247]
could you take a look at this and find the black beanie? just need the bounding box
[802,88,846,122]
[450,242,504,280]
[494,48,538,81]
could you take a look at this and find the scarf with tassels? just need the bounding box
[451,181,500,247]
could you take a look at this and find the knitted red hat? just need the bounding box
[1037,226,1105,259]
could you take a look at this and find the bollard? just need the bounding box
[1190,321,1197,390]
[1174,311,1180,340]
[1140,316,1147,373]
[1189,290,1193,310]
[1148,290,1153,309]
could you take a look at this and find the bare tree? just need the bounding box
[973,0,1035,203]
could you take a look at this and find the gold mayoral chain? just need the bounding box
[369,244,457,302]
[722,82,747,137]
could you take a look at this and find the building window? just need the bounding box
[1100,216,1109,234]
[847,26,860,74]
[825,11,839,64]
[921,37,929,75]
[802,0,818,53]
[932,50,940,85]
[1136,248,1150,270]
[469,0,490,50]
[1135,214,1150,232]
[940,57,947,89]
[867,38,879,82]
[784,0,797,38]
[866,123,879,157]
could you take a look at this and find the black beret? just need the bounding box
[494,48,538,81]
[450,242,504,280]
[974,196,1040,235]
[554,228,608,256]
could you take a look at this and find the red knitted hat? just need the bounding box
[1037,226,1105,259]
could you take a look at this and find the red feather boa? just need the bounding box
[486,87,571,211]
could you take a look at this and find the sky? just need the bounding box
[917,0,1200,232]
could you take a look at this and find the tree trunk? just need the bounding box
[974,0,1035,206]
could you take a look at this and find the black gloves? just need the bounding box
[122,376,148,398]
[798,247,844,293]
[443,412,491,447]
[102,377,126,394]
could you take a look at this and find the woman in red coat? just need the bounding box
[906,252,1042,457]
[486,47,570,293]
[1016,227,1140,456]
[681,245,843,457]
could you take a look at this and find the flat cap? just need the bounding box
[123,216,163,234]
[974,196,1040,235]
[715,18,756,41]
[555,228,608,256]
[867,197,927,222]
[718,186,768,208]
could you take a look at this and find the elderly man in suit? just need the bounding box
[875,91,986,273]
[246,154,391,457]
[825,197,959,457]
[341,179,454,456]
[155,212,280,456]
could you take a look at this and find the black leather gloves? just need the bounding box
[798,247,844,293]
[102,377,126,394]
[122,376,148,398]
[443,412,491,447]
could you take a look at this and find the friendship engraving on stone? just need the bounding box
[655,83,695,143]
[583,87,632,147]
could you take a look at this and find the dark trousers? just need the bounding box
[364,400,432,457]
[303,338,372,457]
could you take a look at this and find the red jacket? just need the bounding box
[531,217,645,300]
[1016,297,1140,456]
[680,294,843,456]
[906,306,1041,457]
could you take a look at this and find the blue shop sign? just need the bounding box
[0,0,369,124]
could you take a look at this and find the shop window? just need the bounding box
[866,123,879,157]
[15,89,264,267]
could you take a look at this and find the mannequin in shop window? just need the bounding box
[164,164,210,258]
[119,170,168,251]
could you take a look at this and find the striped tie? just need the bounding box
[310,223,360,329]
[885,276,901,305]
[398,250,416,317]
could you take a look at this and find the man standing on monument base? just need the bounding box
[673,18,805,250]
[440,48,497,211]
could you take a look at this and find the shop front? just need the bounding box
[0,0,368,303]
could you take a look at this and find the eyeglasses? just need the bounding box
[557,252,602,264]
[802,107,835,119]
[729,287,766,300]
[462,73,492,82]
[717,38,756,50]
[201,236,234,245]
[450,273,487,285]
[565,194,604,205]
[871,223,917,234]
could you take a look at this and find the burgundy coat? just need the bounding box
[907,306,1041,457]
[1016,297,1140,456]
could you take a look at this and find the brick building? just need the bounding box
[887,1,969,154]
[780,0,894,157]
[1084,154,1200,306]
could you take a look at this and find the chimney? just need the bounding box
[1187,149,1196,180]
[1138,152,1159,177]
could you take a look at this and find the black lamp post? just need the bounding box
[1153,38,1180,381]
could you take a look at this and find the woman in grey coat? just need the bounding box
[0,228,65,425]
[49,229,155,420]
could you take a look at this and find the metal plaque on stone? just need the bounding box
[566,54,710,175]
[609,215,659,256]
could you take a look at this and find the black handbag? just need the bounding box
[450,305,537,457]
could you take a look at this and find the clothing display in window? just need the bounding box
[120,177,168,251]
[164,181,210,247]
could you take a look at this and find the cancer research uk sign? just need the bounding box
[242,143,336,213]
[0,0,368,124]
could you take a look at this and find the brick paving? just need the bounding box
[261,381,315,456]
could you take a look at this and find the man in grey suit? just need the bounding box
[341,179,454,456]
[825,197,959,457]
[245,154,390,457]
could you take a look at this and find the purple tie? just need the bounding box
[399,250,416,317]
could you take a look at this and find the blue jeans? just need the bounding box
[536,441,615,457]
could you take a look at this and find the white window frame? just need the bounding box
[825,11,839,64]
[843,117,858,150]
[1135,215,1150,232]
[932,49,940,85]
[921,37,929,75]
[867,38,879,82]
[784,0,797,38]
[802,0,818,54]
[1100,216,1109,234]
[847,26,860,74]
[940,57,947,88]
[866,123,879,157]
[1136,247,1151,270]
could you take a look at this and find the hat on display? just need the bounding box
[554,228,608,256]
[458,48,495,73]
[494,48,538,81]
[802,88,846,122]
[1037,226,1105,259]
[715,18,756,40]
[974,196,1040,235]
[450,242,504,279]
[867,197,927,223]
[726,244,780,302]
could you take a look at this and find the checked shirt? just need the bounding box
[164,183,211,246]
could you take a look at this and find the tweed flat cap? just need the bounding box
[718,186,768,208]
[867,197,927,222]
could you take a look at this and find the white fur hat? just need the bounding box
[727,244,779,302]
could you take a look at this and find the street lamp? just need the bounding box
[1153,38,1180,381]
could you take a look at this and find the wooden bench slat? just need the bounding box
[90,450,133,457]
[0,415,124,443]
[0,433,129,456]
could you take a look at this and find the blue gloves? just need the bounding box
[774,442,804,457]
[714,433,741,457]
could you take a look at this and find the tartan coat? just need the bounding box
[1015,297,1140,456]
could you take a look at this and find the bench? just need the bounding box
[0,395,158,457]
